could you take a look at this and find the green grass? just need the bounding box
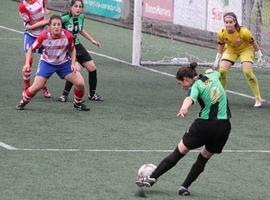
[0,1,270,200]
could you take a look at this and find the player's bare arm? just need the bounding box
[23,47,34,72]
[26,19,50,30]
[177,97,193,118]
[80,29,101,47]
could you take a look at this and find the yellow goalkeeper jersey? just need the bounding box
[217,26,254,52]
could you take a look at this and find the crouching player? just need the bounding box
[16,15,90,111]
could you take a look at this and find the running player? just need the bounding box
[57,0,103,102]
[136,62,231,196]
[213,12,264,107]
[19,0,51,97]
[16,15,90,111]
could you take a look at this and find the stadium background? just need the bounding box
[0,1,269,200]
[47,0,270,54]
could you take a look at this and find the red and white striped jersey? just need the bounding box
[32,29,75,65]
[19,0,46,37]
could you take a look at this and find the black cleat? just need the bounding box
[73,102,90,111]
[58,95,68,102]
[88,93,103,101]
[16,102,26,110]
[136,176,157,187]
[178,186,190,196]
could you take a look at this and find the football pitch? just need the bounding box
[0,1,270,200]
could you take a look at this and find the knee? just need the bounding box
[242,68,255,80]
[86,61,96,71]
[75,81,85,90]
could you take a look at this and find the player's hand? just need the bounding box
[213,53,222,68]
[92,40,101,48]
[72,62,80,72]
[45,8,50,15]
[255,50,265,64]
[25,24,31,31]
[45,18,50,25]
[177,108,188,118]
[205,68,214,74]
[22,64,31,72]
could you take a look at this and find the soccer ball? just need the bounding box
[137,163,157,178]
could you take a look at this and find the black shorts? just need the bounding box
[182,119,231,153]
[75,43,93,65]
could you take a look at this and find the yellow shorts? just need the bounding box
[221,48,254,63]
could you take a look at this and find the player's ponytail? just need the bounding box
[176,62,198,81]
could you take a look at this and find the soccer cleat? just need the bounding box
[178,186,190,196]
[73,102,90,111]
[16,102,26,110]
[136,176,157,187]
[58,95,68,102]
[254,101,262,108]
[41,87,51,98]
[88,93,103,101]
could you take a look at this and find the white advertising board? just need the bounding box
[207,0,242,32]
[174,0,207,30]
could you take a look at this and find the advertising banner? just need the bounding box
[174,0,207,30]
[143,0,173,22]
[84,0,122,19]
[207,0,242,32]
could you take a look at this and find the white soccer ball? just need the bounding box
[137,163,157,178]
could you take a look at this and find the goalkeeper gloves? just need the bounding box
[213,53,222,68]
[255,50,264,64]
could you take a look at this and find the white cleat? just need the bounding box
[254,101,262,108]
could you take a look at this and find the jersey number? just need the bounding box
[210,86,220,103]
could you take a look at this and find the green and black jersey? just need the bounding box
[189,71,231,120]
[61,12,84,45]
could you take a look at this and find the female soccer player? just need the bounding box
[213,12,263,107]
[136,62,231,196]
[57,0,103,102]
[19,0,51,97]
[16,15,90,111]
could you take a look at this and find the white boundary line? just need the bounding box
[0,142,17,150]
[1,148,270,153]
[1,25,267,102]
[0,25,24,34]
[0,37,21,40]
[0,140,269,153]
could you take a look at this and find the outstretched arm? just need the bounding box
[177,97,193,118]
[213,44,225,69]
[253,41,264,63]
[70,46,80,72]
[80,29,101,48]
[25,19,49,31]
[44,0,50,15]
[252,41,260,52]
[23,47,34,72]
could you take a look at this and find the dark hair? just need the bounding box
[223,12,241,32]
[70,0,84,8]
[49,14,62,24]
[176,62,198,81]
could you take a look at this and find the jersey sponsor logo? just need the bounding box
[67,24,73,32]
[199,78,212,89]
[210,86,221,103]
